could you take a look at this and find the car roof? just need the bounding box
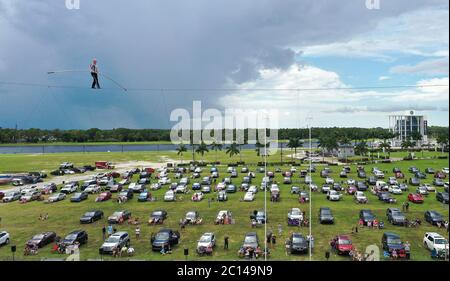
[384,232,400,238]
[112,231,128,236]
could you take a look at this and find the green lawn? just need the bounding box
[0,152,448,261]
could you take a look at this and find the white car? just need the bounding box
[347,178,356,185]
[98,177,112,186]
[150,183,161,190]
[376,181,387,190]
[388,185,403,195]
[374,170,385,178]
[325,177,334,185]
[164,190,175,201]
[20,185,41,196]
[445,182,449,189]
[197,233,215,250]
[423,184,436,192]
[61,183,78,194]
[388,177,398,185]
[243,192,255,202]
[327,190,342,201]
[2,191,21,203]
[175,185,187,194]
[290,167,297,173]
[216,182,226,191]
[180,177,190,185]
[158,177,171,185]
[443,168,449,175]
[270,184,280,194]
[194,167,202,173]
[48,193,66,203]
[20,191,40,202]
[305,175,312,184]
[0,231,10,246]
[287,208,303,221]
[248,185,258,194]
[84,184,101,194]
[216,210,232,221]
[227,167,234,173]
[354,191,367,203]
[417,186,428,195]
[423,232,449,253]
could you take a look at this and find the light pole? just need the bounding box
[306,116,313,261]
[264,114,269,261]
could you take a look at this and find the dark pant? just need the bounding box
[91,72,100,88]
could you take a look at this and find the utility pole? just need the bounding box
[306,116,313,261]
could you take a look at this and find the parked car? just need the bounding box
[108,210,131,224]
[409,177,421,186]
[319,207,334,224]
[436,192,449,204]
[288,208,303,221]
[164,190,175,202]
[84,184,101,194]
[61,182,78,194]
[289,233,308,254]
[118,189,134,200]
[138,190,151,202]
[378,192,396,203]
[408,193,424,203]
[226,184,237,193]
[217,190,228,201]
[149,210,168,224]
[331,235,353,255]
[382,232,406,255]
[27,232,56,248]
[95,191,112,202]
[197,232,216,253]
[2,191,21,203]
[62,230,88,246]
[0,231,10,246]
[99,232,130,255]
[386,208,406,226]
[110,184,123,193]
[424,210,444,225]
[243,191,255,202]
[423,232,449,254]
[192,183,201,191]
[70,192,88,202]
[48,192,66,203]
[327,190,342,201]
[416,186,429,196]
[354,191,368,204]
[151,228,180,251]
[242,232,259,249]
[433,178,445,187]
[80,210,104,224]
[359,209,376,225]
[388,185,403,195]
[20,191,41,202]
[357,182,368,191]
[250,210,267,224]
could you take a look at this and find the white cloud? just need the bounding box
[218,64,449,127]
[378,76,390,81]
[390,57,449,75]
[300,7,449,60]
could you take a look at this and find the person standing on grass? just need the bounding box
[278,223,283,237]
[224,236,229,250]
[102,226,106,240]
[135,226,140,240]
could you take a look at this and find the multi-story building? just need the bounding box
[389,111,428,147]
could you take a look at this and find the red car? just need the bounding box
[96,191,112,202]
[408,193,424,203]
[331,235,354,255]
[95,161,115,169]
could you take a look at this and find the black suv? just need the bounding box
[62,230,88,246]
[436,192,449,204]
[319,207,334,224]
[382,232,406,254]
[359,209,376,225]
[80,210,104,224]
[386,208,406,226]
[289,233,308,254]
[151,228,180,251]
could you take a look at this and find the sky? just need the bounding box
[0,0,448,129]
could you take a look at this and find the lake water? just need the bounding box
[0,142,320,154]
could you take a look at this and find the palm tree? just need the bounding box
[287,138,301,161]
[318,135,339,163]
[436,134,449,154]
[176,143,187,164]
[411,131,423,148]
[401,140,415,157]
[354,141,369,158]
[195,142,209,162]
[210,141,223,162]
[226,143,241,160]
[379,140,391,159]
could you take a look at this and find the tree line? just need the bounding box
[0,126,447,145]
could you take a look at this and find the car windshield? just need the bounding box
[112,212,121,217]
[186,212,196,218]
[293,236,305,243]
[74,193,82,197]
[85,212,96,216]
[105,236,120,243]
[435,238,448,245]
[155,232,170,240]
[32,234,44,240]
[339,239,352,245]
[257,211,265,217]
[244,236,257,244]
[387,237,402,245]
[291,209,300,215]
[322,209,331,215]
[65,234,77,241]
[199,236,211,243]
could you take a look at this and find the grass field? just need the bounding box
[0,151,448,261]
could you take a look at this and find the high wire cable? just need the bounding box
[0,80,448,93]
